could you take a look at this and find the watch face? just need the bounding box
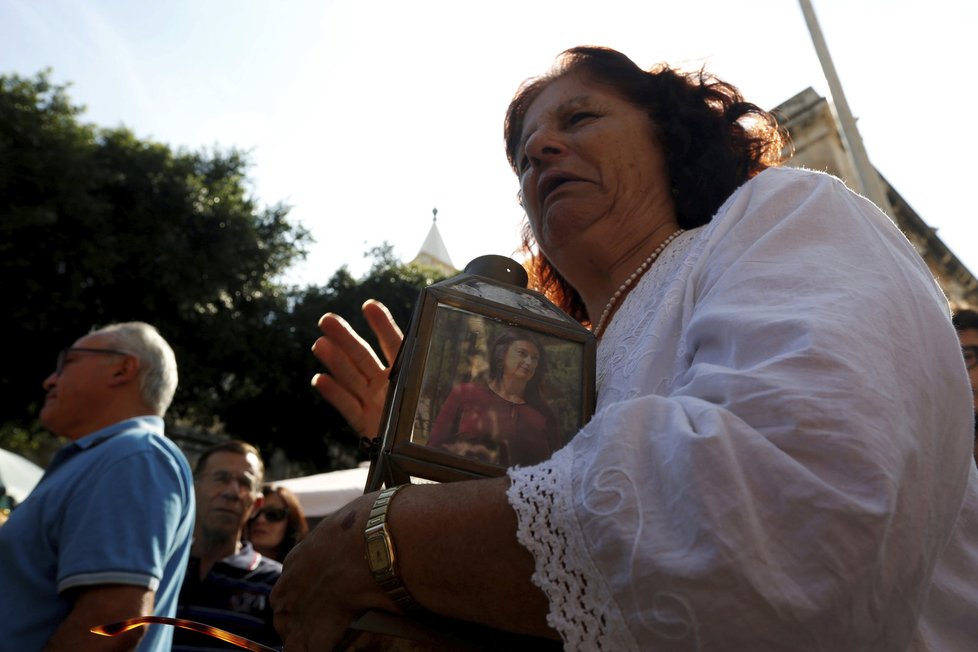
[366,533,392,572]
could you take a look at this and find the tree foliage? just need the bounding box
[273,249,452,471]
[0,70,452,472]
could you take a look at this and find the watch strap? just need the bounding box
[364,484,422,613]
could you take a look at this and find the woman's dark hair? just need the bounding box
[253,484,309,561]
[486,329,555,425]
[504,46,788,321]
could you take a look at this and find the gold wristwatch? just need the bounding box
[364,485,422,613]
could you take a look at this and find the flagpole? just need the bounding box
[798,0,892,216]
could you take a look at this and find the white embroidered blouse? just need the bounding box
[508,167,978,651]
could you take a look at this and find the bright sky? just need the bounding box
[3,0,975,286]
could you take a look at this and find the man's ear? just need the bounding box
[107,354,141,387]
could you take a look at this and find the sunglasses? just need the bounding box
[94,615,366,652]
[252,507,288,523]
[91,617,277,651]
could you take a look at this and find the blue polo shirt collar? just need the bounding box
[44,416,165,478]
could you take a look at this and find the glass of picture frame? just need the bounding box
[365,255,596,491]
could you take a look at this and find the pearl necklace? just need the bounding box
[592,229,685,339]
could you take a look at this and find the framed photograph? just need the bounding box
[367,268,596,488]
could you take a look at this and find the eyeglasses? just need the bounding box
[963,345,978,370]
[55,347,132,374]
[91,616,278,651]
[252,507,289,523]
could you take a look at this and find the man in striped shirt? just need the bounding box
[173,440,282,651]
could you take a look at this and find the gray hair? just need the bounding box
[94,322,178,415]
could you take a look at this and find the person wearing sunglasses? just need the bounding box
[247,485,309,563]
[0,322,193,651]
[953,307,978,465]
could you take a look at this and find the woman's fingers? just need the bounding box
[317,313,385,375]
[362,299,404,365]
[312,309,399,438]
[311,342,385,437]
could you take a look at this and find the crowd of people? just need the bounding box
[2,44,978,651]
[0,324,308,650]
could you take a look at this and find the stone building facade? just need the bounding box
[773,88,978,307]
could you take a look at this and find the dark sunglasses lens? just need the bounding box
[261,508,288,522]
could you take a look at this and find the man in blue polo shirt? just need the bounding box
[0,322,194,651]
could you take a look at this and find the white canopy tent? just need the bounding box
[0,448,44,506]
[273,464,371,518]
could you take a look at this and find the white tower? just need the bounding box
[411,208,456,275]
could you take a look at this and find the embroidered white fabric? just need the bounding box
[507,167,978,650]
[508,231,698,652]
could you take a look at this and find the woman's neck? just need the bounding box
[488,377,528,403]
[572,220,683,324]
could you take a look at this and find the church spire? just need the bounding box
[411,207,456,274]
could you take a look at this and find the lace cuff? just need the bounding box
[508,448,637,651]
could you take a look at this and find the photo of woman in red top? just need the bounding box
[428,329,562,466]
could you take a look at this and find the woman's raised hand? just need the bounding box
[311,299,404,439]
